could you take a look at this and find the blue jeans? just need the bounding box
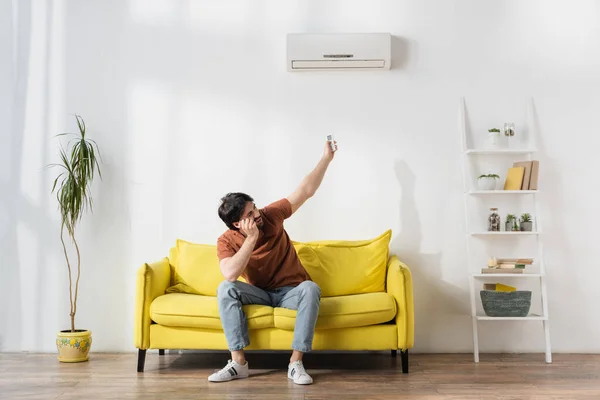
[217,280,321,353]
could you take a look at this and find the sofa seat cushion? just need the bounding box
[150,293,273,330]
[275,292,396,330]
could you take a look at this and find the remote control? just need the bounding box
[326,134,337,151]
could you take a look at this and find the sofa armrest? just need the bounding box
[386,255,414,351]
[134,258,171,349]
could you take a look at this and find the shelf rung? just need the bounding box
[472,273,544,278]
[475,314,547,321]
[465,149,538,155]
[467,190,538,195]
[470,232,539,236]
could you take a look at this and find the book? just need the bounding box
[481,268,524,274]
[497,263,526,269]
[496,258,533,264]
[529,160,539,190]
[483,283,517,292]
[513,161,533,190]
[504,167,525,190]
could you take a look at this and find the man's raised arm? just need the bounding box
[287,139,338,215]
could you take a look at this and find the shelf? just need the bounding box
[470,232,539,236]
[472,273,544,278]
[476,314,547,321]
[468,190,538,195]
[460,98,551,364]
[466,149,537,155]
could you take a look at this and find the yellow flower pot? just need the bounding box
[56,330,92,362]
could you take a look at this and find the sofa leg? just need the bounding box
[401,350,409,374]
[391,350,397,357]
[137,349,147,372]
[159,349,165,355]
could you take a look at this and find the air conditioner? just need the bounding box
[287,33,391,71]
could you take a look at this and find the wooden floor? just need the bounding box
[1,352,600,399]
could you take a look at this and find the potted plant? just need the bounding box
[511,218,520,232]
[477,173,500,190]
[49,115,102,362]
[505,214,516,231]
[488,128,501,147]
[520,213,533,231]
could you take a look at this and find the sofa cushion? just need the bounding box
[292,230,391,297]
[150,293,273,330]
[168,230,391,298]
[275,292,396,330]
[169,240,247,296]
[170,240,221,296]
[150,292,396,331]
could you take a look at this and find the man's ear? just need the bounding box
[233,221,240,229]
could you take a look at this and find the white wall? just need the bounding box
[2,0,600,354]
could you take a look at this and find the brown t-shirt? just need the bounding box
[216,198,311,290]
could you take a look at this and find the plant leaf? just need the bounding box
[49,115,102,232]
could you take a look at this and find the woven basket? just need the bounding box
[480,290,532,317]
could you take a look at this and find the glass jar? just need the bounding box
[488,208,500,231]
[503,122,515,147]
[503,122,515,137]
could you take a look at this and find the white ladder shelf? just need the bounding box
[458,97,552,364]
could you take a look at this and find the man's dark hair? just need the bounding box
[218,192,254,230]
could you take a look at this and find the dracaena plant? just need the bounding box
[49,115,102,332]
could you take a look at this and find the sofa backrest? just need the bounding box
[167,230,391,297]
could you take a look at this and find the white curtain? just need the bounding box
[0,0,22,353]
[1,0,68,352]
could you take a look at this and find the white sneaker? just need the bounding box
[208,359,249,382]
[288,360,313,385]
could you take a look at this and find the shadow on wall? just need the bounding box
[11,0,60,351]
[2,0,99,352]
[390,160,465,351]
[62,1,136,351]
[528,100,577,339]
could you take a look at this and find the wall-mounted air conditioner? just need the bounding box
[287,33,391,71]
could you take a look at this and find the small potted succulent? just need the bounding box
[488,128,501,147]
[477,173,500,190]
[505,214,516,231]
[511,219,520,232]
[520,213,533,231]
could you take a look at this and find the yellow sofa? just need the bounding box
[134,230,414,373]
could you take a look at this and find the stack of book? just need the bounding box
[481,258,534,274]
[504,160,539,190]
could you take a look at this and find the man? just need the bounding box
[208,139,338,385]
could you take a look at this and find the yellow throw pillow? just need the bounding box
[292,230,391,297]
[172,240,223,296]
